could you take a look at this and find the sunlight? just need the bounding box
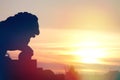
[80,58,100,64]
[69,39,107,64]
[73,48,106,64]
[74,48,105,58]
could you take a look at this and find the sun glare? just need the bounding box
[69,40,107,64]
[73,48,105,64]
[80,58,100,64]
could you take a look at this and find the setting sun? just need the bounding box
[68,39,108,64]
[80,58,100,64]
[73,48,106,64]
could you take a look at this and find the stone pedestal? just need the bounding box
[0,59,38,80]
[0,59,65,80]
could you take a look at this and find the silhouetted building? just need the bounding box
[0,58,65,80]
[65,66,80,80]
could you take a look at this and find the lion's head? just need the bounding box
[0,12,40,58]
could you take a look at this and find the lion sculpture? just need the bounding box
[0,12,40,60]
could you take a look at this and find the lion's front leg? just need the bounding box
[18,46,33,60]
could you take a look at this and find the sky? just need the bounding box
[1,0,120,74]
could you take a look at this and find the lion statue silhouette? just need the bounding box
[0,12,40,60]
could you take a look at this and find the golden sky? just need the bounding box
[1,0,120,73]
